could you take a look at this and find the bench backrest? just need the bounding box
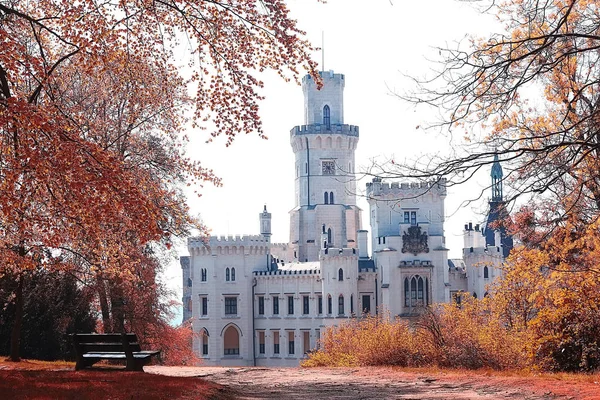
[73,333,142,353]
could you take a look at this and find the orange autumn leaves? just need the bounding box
[0,0,319,360]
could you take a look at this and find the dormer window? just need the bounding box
[323,105,331,129]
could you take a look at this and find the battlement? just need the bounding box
[366,178,447,196]
[253,269,321,277]
[270,242,290,249]
[302,70,345,86]
[463,246,503,256]
[290,124,359,137]
[188,234,269,248]
[319,247,359,258]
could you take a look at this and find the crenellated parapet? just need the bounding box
[319,247,359,259]
[188,234,270,256]
[290,124,359,137]
[253,269,321,277]
[366,178,447,197]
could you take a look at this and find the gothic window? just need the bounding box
[329,192,334,204]
[231,267,236,281]
[318,295,323,314]
[417,276,424,305]
[303,295,309,315]
[324,192,329,204]
[323,105,331,129]
[201,268,207,282]
[404,278,410,307]
[327,294,332,315]
[288,296,294,315]
[338,268,344,281]
[404,211,410,224]
[223,325,240,355]
[425,278,429,306]
[484,266,489,279]
[273,296,279,315]
[350,294,354,314]
[201,329,209,356]
[327,228,332,246]
[411,277,417,307]
[411,211,417,225]
[187,277,192,287]
[225,268,230,281]
[338,295,345,315]
[258,296,265,315]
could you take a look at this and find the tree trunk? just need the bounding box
[96,276,112,333]
[8,273,24,362]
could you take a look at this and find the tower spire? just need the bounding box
[491,153,503,202]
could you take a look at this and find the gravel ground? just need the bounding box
[147,366,593,399]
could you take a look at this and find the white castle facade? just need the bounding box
[181,71,512,367]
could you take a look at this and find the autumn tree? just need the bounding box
[373,0,600,227]
[380,0,600,371]
[0,0,319,361]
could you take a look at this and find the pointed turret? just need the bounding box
[491,154,503,202]
[484,154,513,258]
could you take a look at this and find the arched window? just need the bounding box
[404,278,410,307]
[323,105,331,129]
[484,292,489,298]
[484,266,489,279]
[201,268,207,282]
[350,294,354,314]
[201,328,209,356]
[410,277,417,307]
[223,326,240,355]
[329,192,334,204]
[417,276,424,306]
[324,192,329,204]
[327,228,332,246]
[231,267,236,281]
[187,277,193,287]
[473,292,478,299]
[425,278,429,306]
[226,268,230,281]
[338,295,345,315]
[338,268,344,281]
[327,295,332,314]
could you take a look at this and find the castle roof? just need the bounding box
[277,261,320,272]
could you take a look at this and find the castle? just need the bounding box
[181,70,512,366]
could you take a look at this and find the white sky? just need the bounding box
[163,0,502,320]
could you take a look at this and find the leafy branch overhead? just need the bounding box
[394,0,600,226]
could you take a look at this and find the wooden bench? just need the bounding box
[72,333,160,371]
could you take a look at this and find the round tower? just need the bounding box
[289,71,362,262]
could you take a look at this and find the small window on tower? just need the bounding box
[323,105,331,129]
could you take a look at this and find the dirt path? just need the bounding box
[147,366,598,399]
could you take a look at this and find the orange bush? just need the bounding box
[303,301,529,370]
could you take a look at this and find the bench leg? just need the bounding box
[126,359,146,372]
[76,358,99,370]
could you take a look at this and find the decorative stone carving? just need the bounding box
[402,226,429,255]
